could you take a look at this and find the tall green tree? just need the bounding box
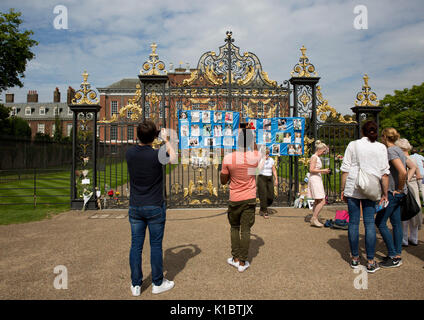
[0,9,38,93]
[0,104,31,138]
[379,82,424,148]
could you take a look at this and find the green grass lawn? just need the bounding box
[0,204,70,225]
[0,169,71,225]
[0,161,177,225]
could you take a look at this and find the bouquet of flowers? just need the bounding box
[82,188,93,211]
[335,154,344,162]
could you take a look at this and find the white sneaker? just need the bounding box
[131,285,141,296]
[152,278,174,294]
[238,261,250,272]
[227,257,239,268]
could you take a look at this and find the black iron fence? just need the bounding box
[0,168,71,207]
[0,137,72,170]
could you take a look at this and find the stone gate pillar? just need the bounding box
[69,71,101,210]
[351,74,383,139]
[138,43,169,204]
[288,46,320,205]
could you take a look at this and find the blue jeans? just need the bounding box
[129,202,166,287]
[375,192,405,257]
[347,197,377,261]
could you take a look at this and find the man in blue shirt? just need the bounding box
[126,120,176,296]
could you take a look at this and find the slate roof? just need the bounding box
[97,78,139,92]
[4,102,73,120]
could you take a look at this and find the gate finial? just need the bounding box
[290,45,318,78]
[71,70,99,105]
[140,42,167,75]
[354,74,379,107]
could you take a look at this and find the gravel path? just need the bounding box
[0,206,423,300]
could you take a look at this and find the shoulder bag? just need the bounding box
[401,185,421,222]
[354,140,382,201]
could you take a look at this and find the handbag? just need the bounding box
[401,185,421,221]
[354,141,381,201]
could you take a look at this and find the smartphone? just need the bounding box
[375,200,389,212]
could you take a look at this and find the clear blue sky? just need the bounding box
[1,0,424,115]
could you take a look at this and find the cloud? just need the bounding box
[1,0,424,116]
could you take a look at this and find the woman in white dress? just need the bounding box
[308,140,330,227]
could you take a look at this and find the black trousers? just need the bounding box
[257,174,274,212]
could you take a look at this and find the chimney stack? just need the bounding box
[53,87,61,102]
[67,87,75,104]
[5,93,14,103]
[27,90,38,103]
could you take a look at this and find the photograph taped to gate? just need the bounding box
[191,124,200,136]
[278,118,287,131]
[202,111,211,123]
[272,144,280,155]
[293,119,302,130]
[181,124,189,137]
[179,110,188,120]
[203,124,212,136]
[225,112,233,123]
[213,124,222,136]
[223,136,234,147]
[276,132,284,143]
[295,144,302,155]
[189,137,199,147]
[204,137,214,147]
[295,132,302,144]
[214,111,222,123]
[191,111,200,122]
[224,124,233,136]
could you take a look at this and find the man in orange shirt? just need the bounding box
[220,124,263,272]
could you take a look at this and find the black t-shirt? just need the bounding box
[126,145,168,207]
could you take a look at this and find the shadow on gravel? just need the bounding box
[401,240,424,262]
[248,234,265,262]
[139,244,201,295]
[164,244,202,281]
[327,233,401,263]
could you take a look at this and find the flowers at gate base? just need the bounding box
[108,190,114,198]
[335,154,344,162]
[115,191,120,198]
[82,188,94,211]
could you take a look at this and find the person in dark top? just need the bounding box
[126,120,176,296]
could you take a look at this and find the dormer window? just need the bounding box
[25,107,31,116]
[68,107,73,116]
[54,107,59,116]
[39,107,46,115]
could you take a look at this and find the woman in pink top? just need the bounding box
[308,140,330,227]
